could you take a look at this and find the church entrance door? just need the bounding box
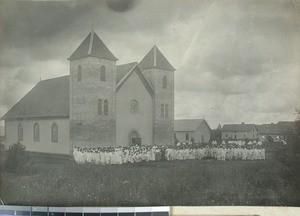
[129,130,141,146]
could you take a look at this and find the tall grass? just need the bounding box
[0,159,299,206]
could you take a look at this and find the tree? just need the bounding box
[294,108,300,155]
[287,107,300,156]
[5,142,29,173]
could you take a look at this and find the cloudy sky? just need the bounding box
[0,0,299,128]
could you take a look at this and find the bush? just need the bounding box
[5,142,29,173]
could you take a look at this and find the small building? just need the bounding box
[256,124,283,141]
[256,121,297,141]
[221,123,258,140]
[174,119,211,143]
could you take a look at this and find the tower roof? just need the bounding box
[139,45,175,71]
[68,31,118,61]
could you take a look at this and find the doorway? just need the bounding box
[129,130,141,146]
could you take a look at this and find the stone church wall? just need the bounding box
[69,57,116,148]
[142,68,174,146]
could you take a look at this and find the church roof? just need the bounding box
[116,62,138,84]
[2,61,156,119]
[139,45,175,71]
[68,31,118,61]
[1,76,70,120]
[174,119,210,132]
[116,63,154,96]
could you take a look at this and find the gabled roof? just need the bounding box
[277,121,297,134]
[174,119,210,132]
[256,124,282,134]
[222,124,256,132]
[68,31,118,61]
[1,76,70,120]
[256,121,297,135]
[139,45,175,71]
[116,63,154,96]
[116,62,138,84]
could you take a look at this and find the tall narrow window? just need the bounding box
[163,75,167,89]
[165,104,168,118]
[104,100,108,115]
[33,123,40,142]
[161,104,164,118]
[18,124,23,142]
[52,123,58,143]
[98,99,102,115]
[100,66,106,81]
[186,133,189,141]
[78,65,82,81]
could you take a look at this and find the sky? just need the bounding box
[0,0,300,129]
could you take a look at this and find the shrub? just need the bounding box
[5,142,29,173]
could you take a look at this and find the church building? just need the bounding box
[2,31,175,155]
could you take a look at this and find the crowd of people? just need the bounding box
[165,143,265,161]
[73,145,161,165]
[73,140,266,165]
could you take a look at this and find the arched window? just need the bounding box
[161,104,164,118]
[104,100,108,115]
[100,66,106,81]
[33,123,40,142]
[98,99,102,115]
[163,75,167,89]
[165,104,168,118]
[18,124,23,142]
[51,123,58,143]
[77,65,82,81]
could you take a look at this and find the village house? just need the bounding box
[221,123,259,140]
[256,121,297,141]
[174,119,211,143]
[0,126,4,147]
[1,31,175,155]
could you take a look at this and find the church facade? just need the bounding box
[2,31,175,155]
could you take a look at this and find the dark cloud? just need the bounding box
[106,0,138,12]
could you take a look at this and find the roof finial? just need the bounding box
[91,12,94,32]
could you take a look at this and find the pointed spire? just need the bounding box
[153,45,157,67]
[139,45,175,71]
[87,30,94,55]
[68,31,118,61]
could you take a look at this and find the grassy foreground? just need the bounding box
[0,155,299,206]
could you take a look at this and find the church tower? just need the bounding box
[139,45,175,146]
[68,31,118,148]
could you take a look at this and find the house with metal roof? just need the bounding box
[256,121,297,141]
[174,119,211,143]
[2,31,176,155]
[221,123,259,140]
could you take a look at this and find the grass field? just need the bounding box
[0,153,299,206]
